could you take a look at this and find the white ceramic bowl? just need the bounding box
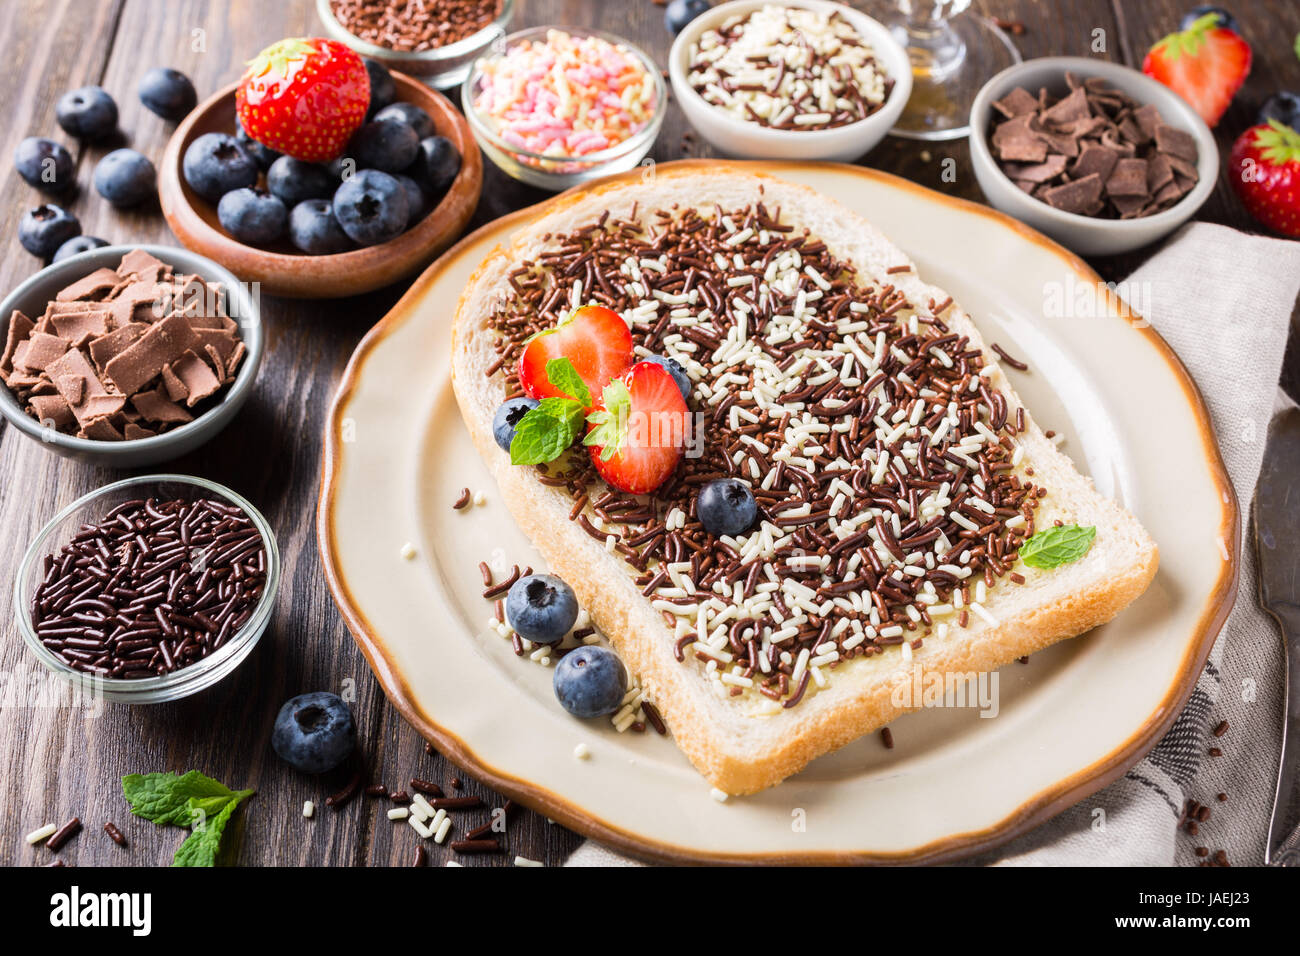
[668,0,911,162]
[970,57,1218,257]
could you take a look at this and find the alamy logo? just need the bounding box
[49,886,151,936]
[890,666,1000,718]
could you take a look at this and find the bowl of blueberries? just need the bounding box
[158,50,483,299]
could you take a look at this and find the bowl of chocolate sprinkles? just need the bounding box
[15,474,280,703]
[970,57,1218,256]
[317,0,513,89]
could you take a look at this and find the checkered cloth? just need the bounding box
[567,223,1300,867]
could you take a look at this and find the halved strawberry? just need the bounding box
[1141,13,1251,128]
[1230,120,1300,237]
[518,305,633,406]
[585,363,689,495]
[236,38,369,162]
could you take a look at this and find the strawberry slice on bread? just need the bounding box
[585,362,689,495]
[519,305,633,407]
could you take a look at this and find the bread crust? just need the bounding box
[451,166,1158,794]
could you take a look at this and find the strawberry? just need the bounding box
[584,362,689,495]
[518,305,633,406]
[1230,120,1300,237]
[1141,13,1251,128]
[236,38,369,162]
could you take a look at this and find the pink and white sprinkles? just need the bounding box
[473,30,657,157]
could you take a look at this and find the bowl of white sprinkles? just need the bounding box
[669,0,911,162]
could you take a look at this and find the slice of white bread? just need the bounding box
[451,167,1158,795]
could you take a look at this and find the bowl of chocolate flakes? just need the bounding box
[0,245,262,466]
[970,57,1217,256]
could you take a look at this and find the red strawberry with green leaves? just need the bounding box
[584,362,689,495]
[236,38,369,162]
[1230,120,1300,237]
[1141,13,1251,128]
[518,305,633,407]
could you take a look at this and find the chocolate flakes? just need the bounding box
[989,73,1199,218]
[0,250,246,441]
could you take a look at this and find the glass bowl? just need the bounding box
[316,0,514,89]
[461,26,667,191]
[15,475,281,705]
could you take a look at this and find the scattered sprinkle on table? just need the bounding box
[302,800,315,818]
[103,821,127,846]
[710,787,729,803]
[26,823,57,845]
[400,541,417,560]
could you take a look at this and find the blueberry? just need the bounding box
[14,137,74,193]
[53,235,109,262]
[553,646,627,719]
[218,187,287,245]
[374,102,435,140]
[235,120,281,170]
[392,173,427,225]
[55,86,118,141]
[93,148,156,207]
[665,0,710,35]
[492,396,539,451]
[1259,92,1300,130]
[642,354,691,402]
[417,135,461,197]
[271,692,357,774]
[697,478,757,536]
[332,168,409,245]
[183,131,258,202]
[267,155,336,207]
[289,199,353,254]
[1179,5,1238,32]
[506,573,579,645]
[363,58,397,118]
[138,67,197,121]
[19,204,80,259]
[348,119,420,173]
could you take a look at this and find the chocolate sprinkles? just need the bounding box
[482,198,1042,709]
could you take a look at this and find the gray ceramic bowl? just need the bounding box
[0,244,262,466]
[970,57,1218,256]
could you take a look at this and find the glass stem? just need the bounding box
[896,3,968,83]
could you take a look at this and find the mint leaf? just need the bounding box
[583,379,631,462]
[123,770,240,826]
[172,790,251,868]
[122,771,254,867]
[546,357,591,407]
[1020,524,1096,570]
[510,397,585,465]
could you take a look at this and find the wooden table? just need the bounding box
[2,0,1297,867]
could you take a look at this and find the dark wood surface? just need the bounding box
[1,0,1297,868]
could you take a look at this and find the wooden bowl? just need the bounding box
[159,73,482,299]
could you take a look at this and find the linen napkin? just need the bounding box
[566,222,1300,868]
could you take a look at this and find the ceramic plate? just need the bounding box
[318,160,1237,863]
